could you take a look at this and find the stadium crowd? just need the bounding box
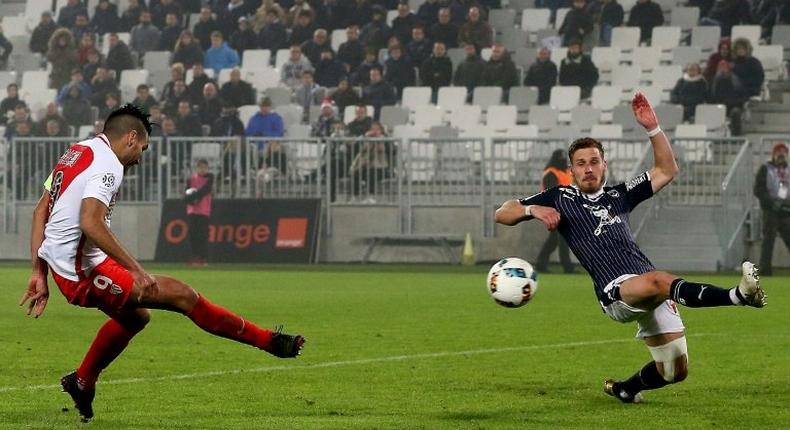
[0,0,787,143]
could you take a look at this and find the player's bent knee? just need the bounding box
[651,272,675,297]
[648,336,688,383]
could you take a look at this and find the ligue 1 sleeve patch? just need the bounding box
[102,173,116,188]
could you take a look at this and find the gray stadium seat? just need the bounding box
[612,104,642,138]
[570,105,601,132]
[489,9,517,30]
[265,87,293,107]
[512,47,538,69]
[694,104,727,136]
[672,46,703,68]
[143,51,172,70]
[670,7,700,31]
[447,48,466,68]
[773,25,790,56]
[691,26,721,53]
[527,105,559,131]
[380,106,410,130]
[653,104,683,132]
[0,72,18,91]
[472,87,503,111]
[508,86,538,123]
[497,28,529,50]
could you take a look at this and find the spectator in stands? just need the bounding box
[626,0,663,44]
[47,28,79,90]
[458,7,492,49]
[77,33,97,66]
[0,26,11,70]
[91,0,121,36]
[338,26,366,73]
[211,100,246,136]
[534,149,575,273]
[708,61,747,135]
[524,47,558,105]
[106,32,136,80]
[4,104,31,140]
[293,70,326,122]
[58,0,88,29]
[121,0,144,32]
[258,8,289,55]
[347,104,373,136]
[288,0,316,27]
[245,97,285,138]
[90,66,118,107]
[187,64,217,105]
[596,0,624,46]
[173,30,205,69]
[230,17,259,54]
[384,44,416,97]
[331,78,362,113]
[420,42,453,101]
[281,45,314,89]
[315,48,347,88]
[204,31,241,74]
[754,142,790,276]
[36,102,70,136]
[41,118,69,138]
[393,1,421,45]
[350,121,393,203]
[160,13,183,51]
[162,63,187,102]
[430,7,458,49]
[31,11,58,56]
[163,80,190,117]
[418,0,441,27]
[253,0,287,32]
[407,25,434,68]
[133,84,160,113]
[148,104,164,127]
[8,119,34,141]
[312,99,342,137]
[315,0,352,32]
[197,82,224,126]
[175,100,203,135]
[98,92,121,119]
[558,39,598,98]
[194,6,220,51]
[363,66,397,118]
[360,6,393,52]
[731,37,764,99]
[559,0,594,46]
[350,0,375,27]
[61,85,93,127]
[482,44,519,94]
[151,0,184,30]
[445,0,469,26]
[160,117,179,136]
[453,42,486,95]
[57,69,92,106]
[303,29,334,66]
[87,119,104,138]
[753,0,790,39]
[82,49,102,82]
[701,0,753,37]
[290,11,318,46]
[185,159,213,266]
[220,68,257,107]
[131,11,162,57]
[703,38,732,83]
[0,84,22,125]
[689,0,716,17]
[256,140,288,194]
[71,13,93,44]
[671,63,709,121]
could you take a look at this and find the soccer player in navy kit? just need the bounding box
[495,93,767,403]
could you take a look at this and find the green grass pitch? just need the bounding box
[0,263,788,429]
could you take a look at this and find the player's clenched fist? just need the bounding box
[531,206,561,231]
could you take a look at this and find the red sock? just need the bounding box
[187,295,273,350]
[76,319,139,389]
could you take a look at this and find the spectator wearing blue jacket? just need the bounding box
[245,97,285,149]
[56,69,92,106]
[204,31,240,74]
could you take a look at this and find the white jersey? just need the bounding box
[38,134,124,281]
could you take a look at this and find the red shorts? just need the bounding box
[50,257,134,311]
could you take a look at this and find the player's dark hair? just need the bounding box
[103,104,152,137]
[568,137,605,162]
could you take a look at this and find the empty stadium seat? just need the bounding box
[380,105,410,129]
[143,51,172,70]
[632,85,664,104]
[612,104,642,138]
[675,123,708,138]
[674,125,711,162]
[264,87,292,107]
[591,46,622,73]
[3,16,29,38]
[512,47,538,69]
[0,71,18,91]
[448,105,482,131]
[694,104,727,136]
[653,104,683,132]
[549,85,581,113]
[120,69,150,101]
[651,26,682,51]
[650,65,683,90]
[447,48,466,67]
[277,104,304,126]
[521,8,551,32]
[611,65,642,90]
[489,9,517,30]
[570,105,601,131]
[247,67,281,92]
[393,124,423,139]
[611,27,640,51]
[472,87,503,110]
[242,50,273,69]
[691,26,721,53]
[672,46,703,68]
[731,25,761,47]
[631,47,662,72]
[752,45,784,81]
[331,29,347,52]
[508,86,538,122]
[21,70,48,92]
[486,105,517,131]
[591,85,623,113]
[497,28,529,50]
[527,105,559,131]
[590,124,623,139]
[401,86,432,110]
[550,47,567,65]
[274,49,290,69]
[670,7,700,31]
[238,105,259,127]
[772,25,790,56]
[436,87,467,110]
[286,124,312,138]
[413,105,445,131]
[554,8,571,30]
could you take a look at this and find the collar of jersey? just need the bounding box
[571,183,606,201]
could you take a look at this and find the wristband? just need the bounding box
[647,126,662,137]
[524,205,533,217]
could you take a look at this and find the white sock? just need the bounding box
[729,288,742,305]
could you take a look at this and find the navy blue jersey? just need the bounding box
[519,171,656,305]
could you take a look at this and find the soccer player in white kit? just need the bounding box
[21,105,305,423]
[495,93,767,403]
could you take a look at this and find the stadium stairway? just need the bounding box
[745,81,790,134]
[636,205,723,272]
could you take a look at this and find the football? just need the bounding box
[486,257,539,308]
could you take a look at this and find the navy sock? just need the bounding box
[620,361,669,396]
[669,279,736,308]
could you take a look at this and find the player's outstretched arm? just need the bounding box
[80,198,157,293]
[632,92,679,193]
[21,192,51,318]
[496,200,560,230]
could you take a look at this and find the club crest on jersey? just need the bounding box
[58,148,83,167]
[582,204,622,236]
[102,173,115,188]
[607,189,620,198]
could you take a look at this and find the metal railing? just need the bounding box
[717,139,754,270]
[165,136,245,199]
[664,138,747,205]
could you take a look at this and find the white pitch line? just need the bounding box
[0,334,712,394]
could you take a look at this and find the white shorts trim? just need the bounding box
[602,274,686,338]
